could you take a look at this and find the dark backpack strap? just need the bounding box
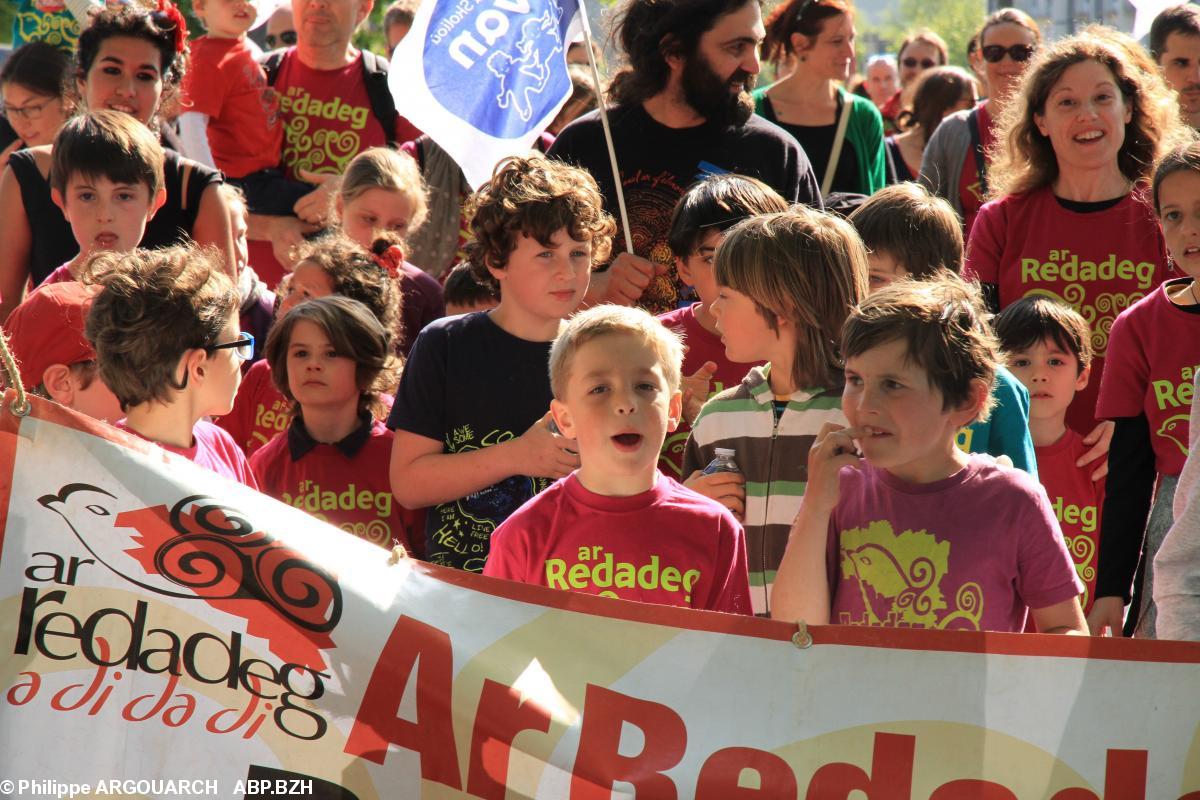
[261,49,286,86]
[967,107,987,197]
[359,50,398,147]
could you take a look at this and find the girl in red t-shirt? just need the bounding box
[250,295,416,554]
[1090,143,1200,638]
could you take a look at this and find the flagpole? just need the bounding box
[575,0,634,253]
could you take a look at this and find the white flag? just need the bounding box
[389,0,583,188]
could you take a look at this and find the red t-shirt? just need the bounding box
[1034,428,1104,617]
[964,187,1168,433]
[118,419,258,489]
[655,303,757,479]
[956,102,993,240]
[484,472,752,614]
[250,417,417,554]
[181,36,283,178]
[217,358,290,456]
[1097,277,1200,476]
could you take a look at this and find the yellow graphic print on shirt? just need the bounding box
[837,520,984,631]
[279,86,370,176]
[14,4,80,50]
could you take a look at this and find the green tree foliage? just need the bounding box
[858,0,986,68]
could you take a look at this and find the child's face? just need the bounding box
[1157,169,1200,279]
[866,250,909,293]
[843,338,978,484]
[1005,338,1088,424]
[551,332,682,495]
[285,319,360,413]
[200,314,244,417]
[279,261,335,316]
[53,174,162,256]
[195,0,256,38]
[340,188,414,249]
[710,284,780,364]
[676,229,723,307]
[491,229,592,325]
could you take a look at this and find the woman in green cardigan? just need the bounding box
[752,0,886,199]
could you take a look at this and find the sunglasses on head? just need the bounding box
[902,57,937,69]
[265,30,297,49]
[981,43,1036,63]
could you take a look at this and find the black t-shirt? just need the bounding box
[548,104,821,315]
[758,95,860,197]
[8,147,222,285]
[386,311,555,572]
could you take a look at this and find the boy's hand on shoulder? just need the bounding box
[1086,595,1125,637]
[585,253,669,307]
[806,423,865,512]
[681,361,718,425]
[684,469,745,520]
[516,410,580,479]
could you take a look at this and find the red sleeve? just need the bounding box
[482,514,531,583]
[216,364,263,453]
[1015,482,1086,610]
[963,199,1005,285]
[705,514,752,614]
[395,114,422,147]
[180,41,228,118]
[1095,308,1149,420]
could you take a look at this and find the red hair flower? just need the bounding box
[373,245,404,279]
[155,0,190,55]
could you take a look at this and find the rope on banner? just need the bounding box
[576,0,634,254]
[0,327,30,418]
[792,620,813,649]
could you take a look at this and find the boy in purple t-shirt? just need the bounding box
[772,276,1086,634]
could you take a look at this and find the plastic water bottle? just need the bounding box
[703,448,741,475]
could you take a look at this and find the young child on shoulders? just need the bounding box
[848,182,1038,475]
[83,244,257,487]
[336,147,444,356]
[217,232,401,456]
[389,155,616,573]
[442,262,499,317]
[772,275,1087,634]
[485,304,751,613]
[1089,142,1200,639]
[657,173,787,481]
[44,110,166,285]
[995,296,1103,620]
[250,295,415,554]
[3,281,123,424]
[681,207,868,616]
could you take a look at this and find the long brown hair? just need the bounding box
[897,66,979,145]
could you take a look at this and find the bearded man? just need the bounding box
[549,0,820,313]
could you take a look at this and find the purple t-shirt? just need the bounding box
[118,419,259,489]
[826,455,1083,633]
[398,262,445,358]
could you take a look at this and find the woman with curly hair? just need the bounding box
[964,30,1190,440]
[0,3,234,322]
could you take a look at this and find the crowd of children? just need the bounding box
[5,2,1200,643]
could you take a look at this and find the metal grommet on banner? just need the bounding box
[9,396,30,418]
[792,620,813,649]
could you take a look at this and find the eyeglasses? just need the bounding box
[981,44,1036,63]
[2,98,57,121]
[902,57,938,70]
[206,331,256,362]
[264,30,297,49]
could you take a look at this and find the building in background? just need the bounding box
[989,0,1135,37]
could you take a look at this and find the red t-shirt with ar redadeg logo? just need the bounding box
[964,186,1168,433]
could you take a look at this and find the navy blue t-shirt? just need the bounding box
[386,311,554,572]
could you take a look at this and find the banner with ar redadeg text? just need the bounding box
[1,391,1199,800]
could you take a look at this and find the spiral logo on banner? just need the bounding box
[423,0,578,139]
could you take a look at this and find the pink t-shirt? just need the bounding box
[1096,277,1200,476]
[484,471,752,614]
[118,419,259,489]
[656,303,758,480]
[826,455,1083,633]
[965,187,1168,433]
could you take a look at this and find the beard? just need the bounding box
[681,52,756,128]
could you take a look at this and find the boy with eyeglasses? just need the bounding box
[84,243,259,488]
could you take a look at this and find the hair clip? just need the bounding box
[373,245,404,279]
[154,0,190,56]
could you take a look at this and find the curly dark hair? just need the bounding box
[608,0,760,106]
[1,41,73,105]
[464,155,615,291]
[76,5,189,119]
[266,295,401,420]
[83,244,237,411]
[290,232,404,346]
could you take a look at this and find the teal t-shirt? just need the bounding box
[959,366,1038,476]
[12,1,81,53]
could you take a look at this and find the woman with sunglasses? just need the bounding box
[920,8,1042,238]
[754,0,887,198]
[876,29,948,129]
[0,3,235,323]
[0,42,73,168]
